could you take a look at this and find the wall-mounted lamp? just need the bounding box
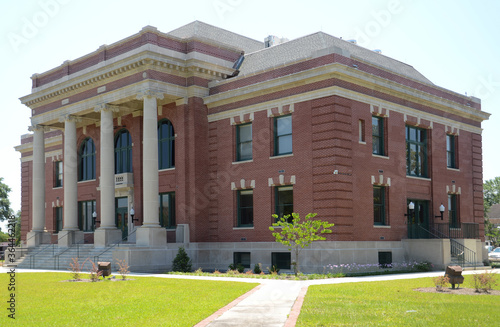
[435,204,445,220]
[130,207,138,223]
[404,201,415,224]
[92,211,100,225]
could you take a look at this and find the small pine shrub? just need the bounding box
[228,263,236,271]
[172,247,192,272]
[253,263,262,274]
[236,264,245,273]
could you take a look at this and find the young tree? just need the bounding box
[0,177,13,222]
[269,213,334,276]
[485,218,500,247]
[484,177,500,215]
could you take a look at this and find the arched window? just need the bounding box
[79,137,96,181]
[158,119,175,169]
[115,129,132,173]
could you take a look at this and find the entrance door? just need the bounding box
[115,197,128,240]
[407,200,429,239]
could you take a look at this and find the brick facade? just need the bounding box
[16,21,489,271]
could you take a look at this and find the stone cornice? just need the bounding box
[20,50,233,110]
[204,63,490,124]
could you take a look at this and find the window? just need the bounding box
[446,134,457,168]
[79,138,96,181]
[372,116,385,155]
[115,129,132,174]
[237,190,253,227]
[159,192,176,228]
[275,186,293,221]
[274,115,292,156]
[54,161,63,187]
[236,123,252,161]
[158,120,175,169]
[373,186,387,225]
[378,252,392,268]
[78,200,96,232]
[233,252,251,269]
[406,126,428,177]
[448,194,459,228]
[271,252,291,270]
[54,207,63,233]
[359,120,365,143]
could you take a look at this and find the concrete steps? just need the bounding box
[13,244,116,271]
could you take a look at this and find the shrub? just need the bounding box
[228,263,236,271]
[236,264,245,273]
[414,261,433,272]
[432,276,449,291]
[268,265,280,275]
[116,259,130,280]
[87,260,102,282]
[253,263,262,274]
[172,247,192,272]
[68,257,87,281]
[472,271,498,293]
[194,267,203,274]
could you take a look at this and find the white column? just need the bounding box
[136,90,167,246]
[26,125,50,247]
[59,115,83,246]
[94,105,121,247]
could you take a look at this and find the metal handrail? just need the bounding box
[54,231,87,270]
[450,239,476,268]
[93,228,138,265]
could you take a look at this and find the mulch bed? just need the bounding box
[62,278,134,282]
[415,287,500,295]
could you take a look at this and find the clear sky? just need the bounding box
[1,0,499,223]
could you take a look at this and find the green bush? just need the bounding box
[172,247,192,272]
[236,264,245,273]
[253,263,262,274]
[414,261,433,272]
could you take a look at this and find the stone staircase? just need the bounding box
[11,244,115,271]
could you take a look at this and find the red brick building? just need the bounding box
[15,21,490,272]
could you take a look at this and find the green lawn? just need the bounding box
[298,276,500,326]
[0,273,257,326]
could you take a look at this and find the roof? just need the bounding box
[167,21,264,54]
[488,203,500,219]
[239,31,433,84]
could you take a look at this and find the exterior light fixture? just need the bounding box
[92,211,100,225]
[130,207,138,223]
[404,201,415,224]
[435,204,445,220]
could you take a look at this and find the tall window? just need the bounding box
[359,120,365,143]
[271,252,291,270]
[274,115,292,156]
[275,186,293,221]
[115,129,132,174]
[79,138,96,181]
[446,134,457,168]
[236,123,252,161]
[54,207,63,233]
[448,194,459,228]
[158,120,175,169]
[78,200,96,232]
[237,190,253,227]
[159,192,176,228]
[54,161,63,187]
[372,116,385,155]
[373,186,387,225]
[406,126,428,177]
[234,252,251,269]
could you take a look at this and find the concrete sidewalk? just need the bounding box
[1,267,494,326]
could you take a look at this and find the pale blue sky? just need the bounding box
[1,0,499,222]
